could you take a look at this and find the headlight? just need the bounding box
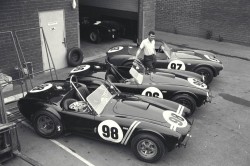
[204,54,220,63]
[108,29,111,32]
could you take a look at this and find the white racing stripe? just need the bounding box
[124,121,141,145]
[176,105,182,114]
[21,121,95,166]
[169,105,185,131]
[121,121,141,145]
[121,121,138,144]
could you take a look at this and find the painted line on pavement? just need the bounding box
[50,140,95,166]
[21,121,95,166]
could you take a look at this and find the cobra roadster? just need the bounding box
[106,40,223,84]
[80,16,125,43]
[70,61,211,116]
[18,76,192,163]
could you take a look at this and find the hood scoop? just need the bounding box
[114,100,167,123]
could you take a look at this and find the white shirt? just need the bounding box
[139,38,155,56]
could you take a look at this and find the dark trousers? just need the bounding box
[144,55,156,72]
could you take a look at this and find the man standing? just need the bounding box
[135,31,156,72]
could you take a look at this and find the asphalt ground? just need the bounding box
[2,37,250,166]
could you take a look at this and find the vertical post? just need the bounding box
[0,86,8,124]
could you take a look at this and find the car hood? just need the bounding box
[111,94,191,133]
[107,45,137,56]
[173,50,222,63]
[145,73,207,90]
[155,69,204,81]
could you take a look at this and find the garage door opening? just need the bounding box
[79,0,138,43]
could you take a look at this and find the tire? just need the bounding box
[172,94,197,116]
[33,111,63,139]
[194,66,213,84]
[131,134,165,163]
[89,31,101,43]
[67,47,84,67]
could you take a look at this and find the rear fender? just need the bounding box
[30,104,62,122]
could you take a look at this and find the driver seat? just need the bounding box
[106,74,118,83]
[76,84,90,100]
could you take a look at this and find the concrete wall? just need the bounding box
[0,0,79,78]
[156,0,250,45]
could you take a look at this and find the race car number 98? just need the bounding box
[163,111,187,129]
[98,120,123,143]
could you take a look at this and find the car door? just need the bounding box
[60,109,97,137]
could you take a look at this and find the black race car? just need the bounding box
[18,76,192,163]
[80,17,125,43]
[106,40,223,84]
[70,61,211,116]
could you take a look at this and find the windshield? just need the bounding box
[161,42,172,59]
[129,66,144,84]
[86,84,115,115]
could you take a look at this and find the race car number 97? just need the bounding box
[167,60,186,70]
[98,120,123,143]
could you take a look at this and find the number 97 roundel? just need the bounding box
[167,60,186,70]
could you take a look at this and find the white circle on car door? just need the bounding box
[142,87,163,98]
[30,83,53,93]
[98,120,124,143]
[167,60,186,70]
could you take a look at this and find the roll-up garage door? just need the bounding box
[79,0,138,13]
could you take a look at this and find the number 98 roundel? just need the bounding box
[98,120,124,143]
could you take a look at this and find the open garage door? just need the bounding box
[79,0,138,40]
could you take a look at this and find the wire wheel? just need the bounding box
[137,139,158,159]
[194,67,213,84]
[36,115,55,135]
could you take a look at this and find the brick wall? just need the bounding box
[0,0,79,79]
[138,0,156,43]
[156,0,250,45]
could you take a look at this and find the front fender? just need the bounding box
[192,64,217,76]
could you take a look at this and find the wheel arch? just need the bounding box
[170,91,198,104]
[192,64,217,77]
[130,129,179,151]
[30,104,62,123]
